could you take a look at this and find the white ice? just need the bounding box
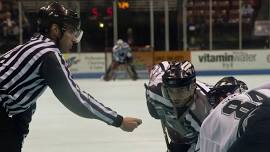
[22,75,270,152]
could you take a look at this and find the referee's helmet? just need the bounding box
[37,1,83,43]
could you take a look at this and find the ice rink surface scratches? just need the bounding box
[23,75,270,152]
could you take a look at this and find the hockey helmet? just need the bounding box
[37,1,83,43]
[161,61,196,107]
[208,76,248,107]
[116,39,124,46]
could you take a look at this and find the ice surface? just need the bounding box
[22,75,270,152]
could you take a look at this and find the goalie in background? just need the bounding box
[103,39,138,81]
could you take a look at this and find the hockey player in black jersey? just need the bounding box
[196,76,270,152]
[102,39,138,81]
[145,61,212,152]
[0,2,142,152]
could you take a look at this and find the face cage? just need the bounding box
[161,84,195,107]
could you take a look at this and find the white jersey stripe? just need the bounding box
[3,47,58,89]
[0,35,57,115]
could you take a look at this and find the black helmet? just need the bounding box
[162,61,196,88]
[208,76,248,107]
[37,1,83,42]
[161,61,196,107]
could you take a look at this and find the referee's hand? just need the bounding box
[120,117,142,132]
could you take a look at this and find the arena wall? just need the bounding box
[64,50,270,79]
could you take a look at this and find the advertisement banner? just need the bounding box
[63,53,106,73]
[191,50,270,71]
[154,51,191,64]
[133,51,153,70]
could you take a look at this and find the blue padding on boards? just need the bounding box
[70,70,270,79]
[72,72,104,79]
[197,69,270,76]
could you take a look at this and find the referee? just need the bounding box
[0,2,142,152]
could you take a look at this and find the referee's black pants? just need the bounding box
[0,104,35,152]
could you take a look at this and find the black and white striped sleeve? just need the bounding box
[39,52,123,127]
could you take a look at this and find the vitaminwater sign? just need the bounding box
[63,53,106,73]
[191,50,270,70]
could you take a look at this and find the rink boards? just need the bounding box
[63,49,270,79]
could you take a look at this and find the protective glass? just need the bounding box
[162,85,195,107]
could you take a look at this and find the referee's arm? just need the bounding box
[39,52,123,127]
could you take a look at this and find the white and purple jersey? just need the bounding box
[146,61,212,147]
[196,84,270,152]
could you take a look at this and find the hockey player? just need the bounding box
[145,60,212,152]
[0,2,142,152]
[195,77,270,152]
[103,39,138,81]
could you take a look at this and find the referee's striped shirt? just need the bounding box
[0,34,123,127]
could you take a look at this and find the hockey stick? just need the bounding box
[160,120,171,152]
